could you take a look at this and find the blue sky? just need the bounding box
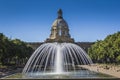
[0,0,120,42]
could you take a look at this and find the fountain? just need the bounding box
[22,9,94,79]
[22,43,93,78]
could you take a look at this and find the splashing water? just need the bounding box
[55,44,63,74]
[22,43,93,78]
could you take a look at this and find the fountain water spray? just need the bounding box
[55,44,63,74]
[22,43,93,78]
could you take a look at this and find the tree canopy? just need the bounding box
[88,31,120,63]
[0,33,34,66]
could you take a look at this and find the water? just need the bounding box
[3,70,113,79]
[22,42,93,78]
[55,45,63,74]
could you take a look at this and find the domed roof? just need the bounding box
[46,9,74,43]
[52,18,68,27]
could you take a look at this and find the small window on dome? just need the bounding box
[59,27,62,36]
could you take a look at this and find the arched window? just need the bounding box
[59,29,61,36]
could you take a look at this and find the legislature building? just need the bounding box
[28,9,94,52]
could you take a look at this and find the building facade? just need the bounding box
[27,9,94,52]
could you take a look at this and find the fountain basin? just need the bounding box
[3,69,115,79]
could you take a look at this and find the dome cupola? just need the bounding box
[46,9,74,43]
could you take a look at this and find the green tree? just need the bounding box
[0,33,33,66]
[88,31,120,63]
